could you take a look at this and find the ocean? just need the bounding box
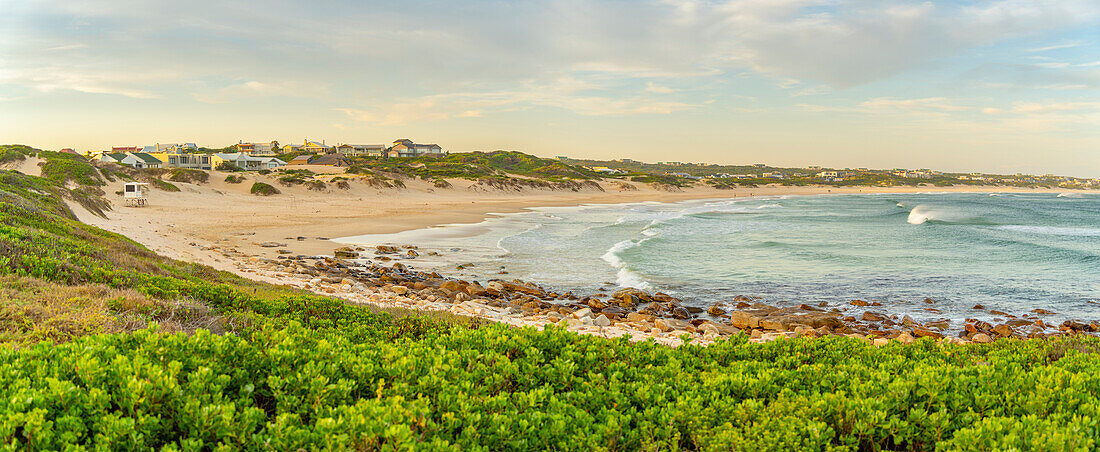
[338,192,1100,325]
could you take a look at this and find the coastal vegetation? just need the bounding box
[2,144,1100,449]
[346,150,601,182]
[249,182,279,196]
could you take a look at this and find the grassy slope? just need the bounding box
[1,145,1100,450]
[346,150,603,182]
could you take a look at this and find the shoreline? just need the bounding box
[69,171,1097,345]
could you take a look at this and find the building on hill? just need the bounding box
[335,144,385,157]
[112,146,139,153]
[287,155,314,165]
[310,154,352,167]
[212,153,286,170]
[152,153,213,170]
[101,152,163,169]
[236,141,279,156]
[59,148,77,154]
[387,139,443,158]
[301,140,330,154]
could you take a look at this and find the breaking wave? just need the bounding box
[600,239,651,289]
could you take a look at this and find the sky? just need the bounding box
[1,0,1099,177]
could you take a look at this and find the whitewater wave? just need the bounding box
[600,239,651,289]
[907,205,994,225]
[1058,193,1083,198]
[756,203,782,209]
[995,225,1100,237]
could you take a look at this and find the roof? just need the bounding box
[131,153,163,164]
[304,140,327,148]
[310,154,351,166]
[103,153,128,161]
[288,155,314,163]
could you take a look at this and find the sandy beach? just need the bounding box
[60,160,1082,272]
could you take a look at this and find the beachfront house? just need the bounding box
[387,139,443,158]
[236,141,279,156]
[101,152,163,169]
[335,144,385,157]
[288,155,314,165]
[152,152,213,170]
[301,140,330,154]
[212,153,286,170]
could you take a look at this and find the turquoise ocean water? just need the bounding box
[340,192,1100,325]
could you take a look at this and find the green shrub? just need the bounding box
[166,168,209,184]
[149,178,179,192]
[216,162,244,172]
[224,175,245,184]
[250,182,279,196]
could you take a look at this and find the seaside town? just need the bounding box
[48,139,1100,190]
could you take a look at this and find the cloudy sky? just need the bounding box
[2,0,1098,176]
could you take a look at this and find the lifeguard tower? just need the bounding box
[123,182,149,207]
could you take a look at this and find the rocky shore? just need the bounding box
[219,243,1098,346]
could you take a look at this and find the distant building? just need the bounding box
[587,166,625,175]
[101,152,162,169]
[752,163,767,168]
[301,140,331,154]
[387,139,443,158]
[112,146,139,153]
[212,153,286,170]
[236,141,279,156]
[310,154,352,167]
[287,155,314,165]
[335,144,385,157]
[152,152,213,170]
[59,148,77,154]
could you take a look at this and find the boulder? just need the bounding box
[862,311,887,322]
[912,327,943,339]
[992,324,1015,338]
[895,332,915,344]
[626,312,656,323]
[655,318,693,333]
[1031,308,1056,315]
[707,305,727,316]
[572,308,593,319]
[728,311,761,329]
[593,314,612,327]
[759,319,787,331]
[972,333,993,343]
[850,299,870,307]
[333,247,359,258]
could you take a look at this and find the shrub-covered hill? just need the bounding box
[347,150,602,181]
[3,144,1100,449]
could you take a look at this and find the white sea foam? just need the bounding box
[1058,193,1083,198]
[600,239,650,289]
[756,203,782,209]
[907,205,935,224]
[995,225,1100,237]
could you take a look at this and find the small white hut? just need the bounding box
[123,182,149,207]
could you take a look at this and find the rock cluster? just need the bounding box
[219,243,1097,346]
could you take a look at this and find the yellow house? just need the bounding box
[148,152,213,170]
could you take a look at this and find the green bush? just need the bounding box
[166,168,209,184]
[224,175,245,184]
[149,178,179,192]
[250,182,279,196]
[216,162,244,172]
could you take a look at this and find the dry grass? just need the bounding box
[0,275,229,347]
